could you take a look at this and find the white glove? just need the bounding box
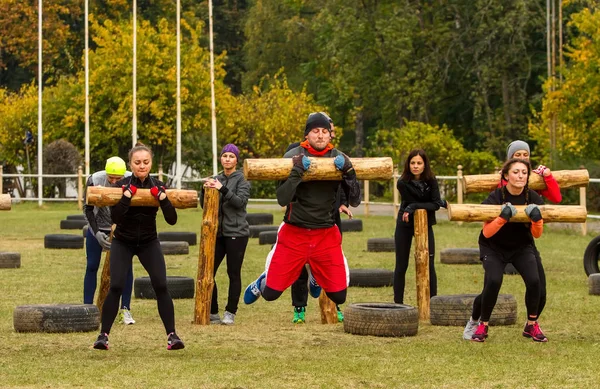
[95,231,111,251]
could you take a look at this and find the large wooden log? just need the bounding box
[447,204,587,223]
[193,189,219,325]
[96,226,115,313]
[463,169,589,194]
[414,210,430,321]
[243,157,393,181]
[318,291,338,324]
[0,194,10,210]
[86,186,198,209]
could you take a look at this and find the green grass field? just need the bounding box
[0,202,598,388]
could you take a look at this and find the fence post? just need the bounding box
[414,209,430,321]
[194,188,218,325]
[158,164,163,182]
[0,165,3,194]
[364,180,370,217]
[456,165,463,226]
[580,165,587,236]
[393,168,399,220]
[77,165,83,210]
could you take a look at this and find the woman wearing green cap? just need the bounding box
[82,156,135,325]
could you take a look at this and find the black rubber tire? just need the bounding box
[588,274,600,295]
[349,268,394,287]
[366,238,395,252]
[13,304,100,333]
[504,263,519,275]
[430,294,517,326]
[158,231,197,246]
[583,236,600,276]
[66,214,86,221]
[160,241,189,255]
[344,303,418,337]
[0,252,21,268]
[134,276,195,299]
[246,213,274,226]
[341,219,363,232]
[258,231,278,245]
[60,219,88,230]
[249,225,279,238]
[44,234,84,249]
[440,248,480,265]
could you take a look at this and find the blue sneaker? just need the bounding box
[244,272,266,304]
[308,273,321,298]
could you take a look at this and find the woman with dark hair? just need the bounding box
[393,149,447,304]
[92,143,184,351]
[469,158,547,343]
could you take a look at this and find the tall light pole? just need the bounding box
[176,0,182,189]
[132,0,138,146]
[37,0,43,206]
[209,0,218,175]
[84,0,90,176]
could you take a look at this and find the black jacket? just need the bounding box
[397,179,445,227]
[111,175,177,244]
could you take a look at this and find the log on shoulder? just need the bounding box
[243,157,393,181]
[86,186,198,209]
[462,169,589,194]
[447,204,587,223]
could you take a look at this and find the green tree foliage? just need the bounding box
[0,85,38,167]
[43,139,82,197]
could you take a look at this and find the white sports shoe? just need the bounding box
[210,313,221,324]
[120,308,136,325]
[222,311,235,325]
[463,319,478,340]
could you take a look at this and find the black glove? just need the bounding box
[525,204,543,222]
[334,154,353,174]
[292,154,311,172]
[150,185,166,200]
[499,202,517,222]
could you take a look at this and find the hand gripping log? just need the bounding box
[86,187,198,208]
[462,169,589,194]
[243,157,394,181]
[447,204,587,223]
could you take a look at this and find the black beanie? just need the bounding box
[304,112,331,137]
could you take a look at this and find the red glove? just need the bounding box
[150,185,166,200]
[122,183,137,196]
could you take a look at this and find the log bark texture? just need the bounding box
[447,204,587,223]
[243,157,393,181]
[193,189,219,325]
[319,291,338,324]
[413,210,430,321]
[96,226,115,313]
[86,186,198,209]
[0,194,11,210]
[463,169,589,194]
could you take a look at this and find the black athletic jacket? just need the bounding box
[111,175,177,244]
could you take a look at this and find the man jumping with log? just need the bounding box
[243,112,361,307]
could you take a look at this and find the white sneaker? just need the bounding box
[222,311,235,325]
[121,308,136,325]
[210,313,221,324]
[463,319,478,340]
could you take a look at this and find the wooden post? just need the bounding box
[86,187,198,209]
[580,186,587,236]
[456,165,463,226]
[318,291,338,324]
[393,168,399,221]
[158,163,163,182]
[0,194,11,210]
[193,188,219,325]
[364,180,370,217]
[77,165,83,211]
[96,226,116,313]
[0,165,3,193]
[414,209,430,321]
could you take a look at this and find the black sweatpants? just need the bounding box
[100,238,175,335]
[473,245,541,322]
[393,224,437,304]
[471,247,547,320]
[210,236,249,315]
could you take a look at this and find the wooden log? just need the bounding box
[447,204,587,223]
[0,194,10,210]
[243,157,393,181]
[414,210,430,321]
[193,189,219,325]
[463,169,589,194]
[86,186,198,209]
[96,226,115,314]
[318,291,338,324]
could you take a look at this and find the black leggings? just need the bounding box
[393,224,437,304]
[473,245,540,322]
[100,238,175,335]
[471,248,547,320]
[211,236,249,315]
